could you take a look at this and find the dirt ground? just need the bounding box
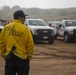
[0,37,76,75]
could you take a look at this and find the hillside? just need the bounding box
[0,6,76,21]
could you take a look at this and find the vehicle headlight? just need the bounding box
[69,30,73,34]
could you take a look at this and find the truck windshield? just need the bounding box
[65,21,76,26]
[28,20,46,26]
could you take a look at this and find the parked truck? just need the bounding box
[24,19,55,44]
[58,19,76,43]
[48,19,76,43]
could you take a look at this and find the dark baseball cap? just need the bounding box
[13,10,28,19]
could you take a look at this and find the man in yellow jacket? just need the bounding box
[0,10,34,75]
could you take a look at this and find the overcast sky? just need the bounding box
[0,0,76,9]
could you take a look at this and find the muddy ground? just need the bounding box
[0,37,76,75]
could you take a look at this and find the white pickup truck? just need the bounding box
[58,20,76,43]
[24,19,55,44]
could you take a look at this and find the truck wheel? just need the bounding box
[64,34,70,43]
[48,39,54,44]
[54,35,58,39]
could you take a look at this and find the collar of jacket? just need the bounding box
[13,20,22,24]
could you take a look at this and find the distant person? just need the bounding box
[0,10,34,75]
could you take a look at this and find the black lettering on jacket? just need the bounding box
[4,26,23,37]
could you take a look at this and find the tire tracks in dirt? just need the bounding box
[34,44,76,60]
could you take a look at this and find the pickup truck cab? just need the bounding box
[24,19,55,44]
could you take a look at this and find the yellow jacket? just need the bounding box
[0,20,34,60]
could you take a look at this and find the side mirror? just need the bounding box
[59,24,62,28]
[49,23,51,26]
